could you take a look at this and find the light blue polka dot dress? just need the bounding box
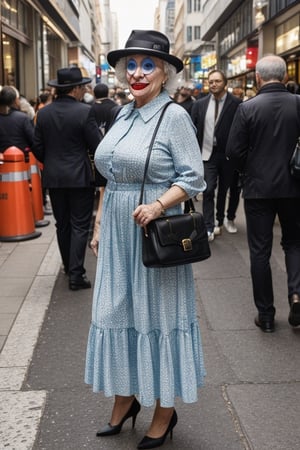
[85,91,206,407]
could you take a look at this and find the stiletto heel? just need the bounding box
[132,413,138,429]
[137,409,178,449]
[96,397,141,437]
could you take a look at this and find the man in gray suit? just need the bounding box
[226,55,300,332]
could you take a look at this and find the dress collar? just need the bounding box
[120,90,172,123]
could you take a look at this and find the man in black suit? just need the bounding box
[33,67,102,290]
[175,86,195,115]
[89,83,117,134]
[226,55,300,332]
[87,82,117,188]
[191,70,242,241]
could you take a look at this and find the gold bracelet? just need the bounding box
[156,199,166,215]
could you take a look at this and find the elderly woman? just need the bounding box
[85,30,206,449]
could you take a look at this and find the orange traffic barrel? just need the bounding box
[0,146,41,241]
[27,150,50,227]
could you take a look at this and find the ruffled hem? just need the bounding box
[85,321,206,407]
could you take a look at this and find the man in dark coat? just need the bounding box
[226,55,300,332]
[175,86,195,115]
[32,67,102,290]
[87,82,117,187]
[0,86,34,154]
[191,70,242,241]
[89,83,117,134]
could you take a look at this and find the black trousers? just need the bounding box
[226,170,242,221]
[203,151,235,232]
[49,187,95,281]
[244,197,300,320]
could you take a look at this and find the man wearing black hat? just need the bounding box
[32,67,102,290]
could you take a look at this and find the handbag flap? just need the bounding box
[149,212,206,247]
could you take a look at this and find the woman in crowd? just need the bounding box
[85,30,206,449]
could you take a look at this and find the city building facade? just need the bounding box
[189,0,300,90]
[0,0,103,101]
[1,1,300,102]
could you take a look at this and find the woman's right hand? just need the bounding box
[132,201,163,227]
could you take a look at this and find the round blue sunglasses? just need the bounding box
[127,57,156,76]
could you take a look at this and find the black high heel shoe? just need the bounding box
[137,409,178,449]
[96,397,141,436]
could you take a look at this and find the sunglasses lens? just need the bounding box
[127,58,156,75]
[141,58,156,75]
[127,59,138,75]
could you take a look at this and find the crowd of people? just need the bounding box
[1,29,300,449]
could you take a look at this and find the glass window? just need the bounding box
[194,26,201,40]
[1,0,29,34]
[42,23,62,83]
[276,14,300,54]
[18,1,29,35]
[187,26,192,42]
[1,0,11,24]
[187,0,192,14]
[10,0,17,28]
[270,0,298,17]
[194,0,201,11]
[2,33,17,86]
[219,0,252,56]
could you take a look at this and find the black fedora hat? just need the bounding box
[107,30,183,73]
[48,67,92,88]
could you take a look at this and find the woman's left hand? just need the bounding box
[89,220,100,257]
[133,202,163,226]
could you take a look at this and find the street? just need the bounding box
[24,201,300,449]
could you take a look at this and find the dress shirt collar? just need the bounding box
[210,92,227,104]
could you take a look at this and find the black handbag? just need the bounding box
[139,102,211,268]
[290,137,300,180]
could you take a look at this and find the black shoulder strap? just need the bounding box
[139,101,173,205]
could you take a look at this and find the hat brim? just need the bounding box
[47,77,92,88]
[107,48,183,73]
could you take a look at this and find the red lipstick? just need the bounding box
[131,83,148,90]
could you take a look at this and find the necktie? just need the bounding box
[214,98,219,122]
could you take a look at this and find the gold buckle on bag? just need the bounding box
[182,238,192,251]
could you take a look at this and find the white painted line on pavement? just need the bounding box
[0,390,47,449]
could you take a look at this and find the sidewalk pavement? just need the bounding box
[1,203,300,449]
[0,220,61,448]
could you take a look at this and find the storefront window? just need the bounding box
[276,15,300,54]
[2,33,17,86]
[287,60,296,80]
[225,48,247,78]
